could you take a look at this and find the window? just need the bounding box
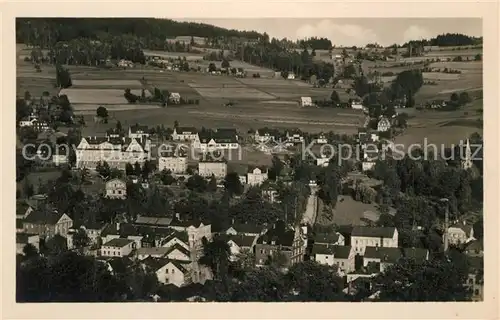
[166,269,169,274]
[118,190,122,195]
[172,269,175,274]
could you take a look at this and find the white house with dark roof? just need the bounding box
[314,232,345,246]
[446,222,475,245]
[105,178,127,199]
[377,116,391,132]
[128,124,150,141]
[227,235,257,261]
[169,92,181,104]
[194,130,239,152]
[169,219,212,249]
[140,257,191,286]
[311,244,355,273]
[247,166,268,186]
[165,243,191,262]
[198,158,227,178]
[136,247,171,260]
[351,226,398,255]
[254,128,280,144]
[171,127,199,141]
[158,155,188,174]
[225,223,265,237]
[363,247,429,272]
[300,96,313,107]
[101,238,136,257]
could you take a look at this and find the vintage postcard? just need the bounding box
[1,1,498,319]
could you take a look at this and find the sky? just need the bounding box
[176,18,482,47]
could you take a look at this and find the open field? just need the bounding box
[72,79,143,88]
[59,88,130,104]
[191,87,275,100]
[422,72,461,81]
[316,195,378,226]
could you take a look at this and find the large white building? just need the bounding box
[351,227,398,255]
[158,156,188,173]
[171,127,198,141]
[101,238,136,257]
[247,166,268,186]
[198,158,227,178]
[128,124,150,141]
[75,136,150,170]
[193,129,239,151]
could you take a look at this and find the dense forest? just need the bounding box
[298,37,332,50]
[401,33,483,48]
[16,18,263,46]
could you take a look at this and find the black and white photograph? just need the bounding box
[6,5,497,312]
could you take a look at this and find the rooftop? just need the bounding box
[351,226,396,239]
[102,238,135,248]
[228,235,256,248]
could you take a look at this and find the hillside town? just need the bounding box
[15,18,484,303]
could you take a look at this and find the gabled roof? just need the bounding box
[311,244,352,259]
[449,223,473,235]
[103,238,135,248]
[247,165,268,174]
[106,178,126,186]
[16,232,38,244]
[256,222,295,247]
[170,219,207,229]
[228,223,263,235]
[198,131,237,144]
[228,235,255,248]
[23,209,68,225]
[136,247,170,257]
[134,216,173,227]
[161,230,189,245]
[332,246,353,259]
[165,243,191,257]
[351,226,396,238]
[255,128,280,136]
[105,257,134,274]
[130,124,149,134]
[16,200,32,216]
[314,232,341,244]
[175,127,197,134]
[141,257,170,271]
[167,259,190,273]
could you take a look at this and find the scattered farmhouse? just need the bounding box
[300,96,313,107]
[105,178,127,199]
[169,92,181,104]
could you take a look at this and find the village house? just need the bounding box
[254,128,280,144]
[171,127,199,142]
[79,222,107,246]
[351,226,398,255]
[316,154,332,167]
[16,233,40,255]
[141,257,192,287]
[16,201,34,220]
[22,209,73,239]
[225,223,265,237]
[169,219,212,250]
[254,221,306,269]
[446,222,475,245]
[377,116,391,132]
[165,243,192,262]
[169,92,181,104]
[105,178,127,199]
[101,238,136,258]
[362,148,379,172]
[464,240,483,257]
[160,231,190,250]
[133,215,173,229]
[363,246,429,272]
[351,99,364,110]
[311,244,355,274]
[18,118,50,132]
[136,247,171,260]
[314,232,345,246]
[198,157,227,178]
[194,130,239,152]
[247,166,268,186]
[158,155,188,173]
[286,130,304,144]
[262,185,280,203]
[287,72,296,80]
[300,96,313,107]
[75,136,150,170]
[117,59,134,68]
[227,235,257,261]
[128,124,150,141]
[312,133,328,144]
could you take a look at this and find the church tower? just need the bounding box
[462,139,473,170]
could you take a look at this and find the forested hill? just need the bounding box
[15,18,264,44]
[401,33,483,47]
